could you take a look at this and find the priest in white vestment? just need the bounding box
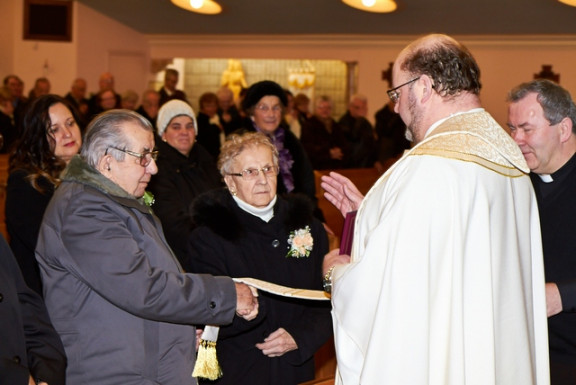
[321,34,550,385]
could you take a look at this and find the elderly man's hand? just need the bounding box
[235,282,259,320]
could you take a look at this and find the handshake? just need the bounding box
[234,283,259,321]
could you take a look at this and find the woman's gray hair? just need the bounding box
[218,132,279,176]
[81,109,154,168]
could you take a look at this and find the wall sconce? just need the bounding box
[342,0,397,13]
[171,0,222,15]
[558,0,576,5]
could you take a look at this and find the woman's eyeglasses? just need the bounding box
[227,165,279,180]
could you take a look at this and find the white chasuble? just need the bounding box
[332,110,549,385]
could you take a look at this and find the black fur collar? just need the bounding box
[191,189,314,241]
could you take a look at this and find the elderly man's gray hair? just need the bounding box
[82,109,154,168]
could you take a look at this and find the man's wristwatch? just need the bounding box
[323,266,336,294]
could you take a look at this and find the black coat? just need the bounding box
[188,190,332,385]
[374,103,410,160]
[6,169,55,296]
[531,153,576,384]
[0,111,18,154]
[218,105,245,136]
[338,111,377,168]
[0,234,66,385]
[300,115,350,170]
[148,140,222,268]
[196,112,222,160]
[159,88,188,106]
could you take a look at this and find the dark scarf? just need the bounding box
[254,123,295,192]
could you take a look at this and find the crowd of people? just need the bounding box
[3,32,576,385]
[1,69,410,168]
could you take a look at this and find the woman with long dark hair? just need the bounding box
[6,94,82,295]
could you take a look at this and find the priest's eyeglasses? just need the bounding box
[106,147,159,167]
[387,76,420,103]
[227,165,279,180]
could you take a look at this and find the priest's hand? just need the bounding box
[235,282,259,321]
[321,172,364,217]
[256,328,298,357]
[323,248,351,276]
[546,282,562,317]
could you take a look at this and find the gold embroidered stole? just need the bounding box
[409,110,529,177]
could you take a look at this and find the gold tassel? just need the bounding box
[192,339,223,380]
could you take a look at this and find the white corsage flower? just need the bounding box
[286,226,313,258]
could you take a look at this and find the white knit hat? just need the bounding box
[157,100,198,136]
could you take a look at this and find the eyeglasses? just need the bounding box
[226,165,279,180]
[255,104,282,113]
[387,76,421,103]
[106,147,159,167]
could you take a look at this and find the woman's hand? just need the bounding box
[28,376,48,385]
[255,328,298,357]
[321,172,364,217]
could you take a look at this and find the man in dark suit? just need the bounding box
[216,86,244,135]
[0,234,66,385]
[507,79,576,385]
[159,68,188,106]
[64,78,90,129]
[88,72,121,118]
[3,74,28,130]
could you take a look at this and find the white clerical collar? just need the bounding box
[233,195,277,222]
[538,174,554,183]
[424,108,485,138]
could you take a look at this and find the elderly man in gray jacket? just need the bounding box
[35,110,258,385]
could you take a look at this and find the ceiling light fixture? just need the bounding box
[342,0,397,13]
[171,0,222,15]
[558,0,576,6]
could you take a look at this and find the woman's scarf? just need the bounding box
[255,124,295,192]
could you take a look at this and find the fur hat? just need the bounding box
[242,80,288,112]
[157,99,197,136]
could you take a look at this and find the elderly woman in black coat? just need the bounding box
[188,132,332,385]
[148,100,222,267]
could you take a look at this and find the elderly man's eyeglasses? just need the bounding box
[387,76,420,103]
[106,147,159,167]
[227,165,279,180]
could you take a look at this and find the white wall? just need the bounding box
[0,0,149,98]
[2,0,576,129]
[4,0,76,96]
[76,3,149,97]
[0,0,16,77]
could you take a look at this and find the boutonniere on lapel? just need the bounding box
[286,226,313,258]
[142,191,155,207]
